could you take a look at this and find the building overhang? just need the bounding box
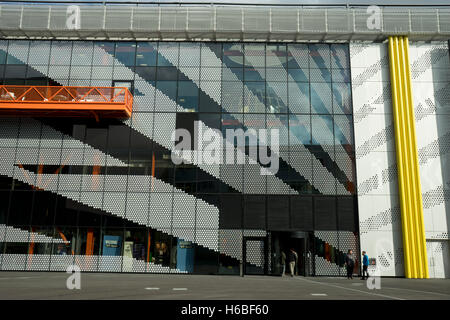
[0,3,449,42]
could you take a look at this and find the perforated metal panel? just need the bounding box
[314,255,340,276]
[98,256,122,272]
[71,42,94,66]
[219,229,242,261]
[75,255,99,272]
[244,84,265,113]
[311,83,333,114]
[28,41,51,65]
[1,254,26,271]
[7,40,29,63]
[288,82,310,114]
[244,239,265,273]
[222,81,243,113]
[0,118,20,148]
[1,5,450,41]
[80,191,103,210]
[25,254,51,271]
[49,255,75,271]
[0,37,363,276]
[179,43,200,67]
[149,193,173,229]
[125,193,149,226]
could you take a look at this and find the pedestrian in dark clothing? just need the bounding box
[280,251,286,276]
[361,251,370,280]
[287,248,297,277]
[345,249,355,279]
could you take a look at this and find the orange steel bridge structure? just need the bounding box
[0,85,133,120]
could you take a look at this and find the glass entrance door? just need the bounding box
[270,231,314,276]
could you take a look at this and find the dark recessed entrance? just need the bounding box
[270,231,314,277]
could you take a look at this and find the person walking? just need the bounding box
[287,248,297,277]
[280,250,286,276]
[361,251,370,280]
[345,249,355,279]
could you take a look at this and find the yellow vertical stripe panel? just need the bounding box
[402,38,429,278]
[388,36,428,279]
[397,38,417,278]
[388,37,413,278]
[401,37,422,277]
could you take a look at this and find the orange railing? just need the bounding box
[0,85,133,119]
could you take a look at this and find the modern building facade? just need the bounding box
[0,1,448,278]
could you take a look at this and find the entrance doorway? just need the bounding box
[270,231,313,276]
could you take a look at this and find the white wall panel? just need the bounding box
[354,41,450,278]
[410,42,450,262]
[351,42,404,277]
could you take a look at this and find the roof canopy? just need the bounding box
[0,4,449,41]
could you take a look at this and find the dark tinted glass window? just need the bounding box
[85,128,108,150]
[26,66,45,79]
[135,66,156,81]
[199,88,221,113]
[244,68,263,81]
[174,164,197,193]
[314,197,337,230]
[157,67,178,81]
[4,65,26,79]
[267,196,289,230]
[54,197,78,226]
[0,175,13,191]
[78,204,102,227]
[291,196,313,230]
[0,191,10,224]
[136,42,157,66]
[220,195,242,229]
[199,113,221,131]
[312,115,334,147]
[130,130,152,165]
[288,68,309,83]
[244,195,266,229]
[156,80,177,101]
[31,192,56,225]
[0,47,6,64]
[197,170,220,194]
[177,81,198,112]
[8,191,33,226]
[223,43,243,68]
[108,125,130,160]
[115,42,136,66]
[337,197,356,231]
[4,79,25,85]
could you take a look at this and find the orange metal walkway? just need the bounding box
[0,86,133,119]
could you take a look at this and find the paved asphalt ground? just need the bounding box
[0,272,449,300]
